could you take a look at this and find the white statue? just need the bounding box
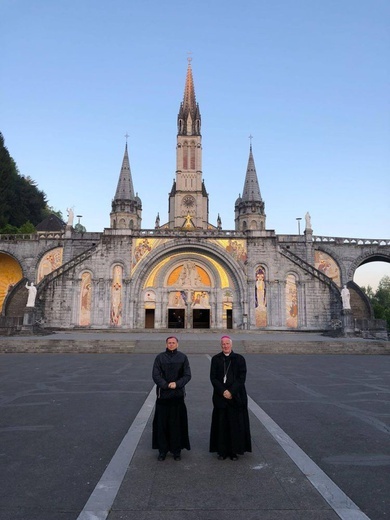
[305,212,312,230]
[341,285,351,310]
[66,207,74,227]
[25,282,37,307]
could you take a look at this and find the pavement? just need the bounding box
[1,330,388,520]
[75,352,372,520]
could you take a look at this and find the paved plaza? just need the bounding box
[0,331,389,519]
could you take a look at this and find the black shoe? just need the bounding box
[230,454,238,461]
[217,454,227,460]
[157,452,166,461]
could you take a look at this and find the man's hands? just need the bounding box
[168,382,177,389]
[223,389,232,399]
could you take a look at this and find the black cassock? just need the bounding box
[152,349,191,454]
[209,351,252,456]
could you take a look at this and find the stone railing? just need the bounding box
[103,228,246,238]
[37,244,98,293]
[312,236,390,246]
[0,231,65,241]
[279,246,340,291]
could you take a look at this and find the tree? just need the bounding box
[0,132,56,231]
[362,275,390,330]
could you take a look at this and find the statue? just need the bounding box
[341,285,351,310]
[66,207,74,227]
[25,282,37,307]
[305,212,312,230]
[217,214,222,230]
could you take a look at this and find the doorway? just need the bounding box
[193,309,210,329]
[145,309,155,329]
[168,308,185,328]
[226,309,232,329]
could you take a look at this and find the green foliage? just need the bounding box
[0,132,61,231]
[363,275,390,330]
[42,206,63,221]
[0,223,19,234]
[74,223,87,233]
[18,221,36,234]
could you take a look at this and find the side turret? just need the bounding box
[110,142,142,230]
[235,143,266,231]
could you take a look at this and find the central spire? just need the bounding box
[167,59,208,229]
[178,58,201,136]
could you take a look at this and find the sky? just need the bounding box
[1,0,389,290]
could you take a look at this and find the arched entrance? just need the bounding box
[138,249,243,330]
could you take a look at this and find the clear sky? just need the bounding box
[1,0,389,289]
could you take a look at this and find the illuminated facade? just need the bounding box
[2,60,387,332]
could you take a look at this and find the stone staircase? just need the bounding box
[0,335,388,355]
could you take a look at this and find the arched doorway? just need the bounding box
[140,249,240,330]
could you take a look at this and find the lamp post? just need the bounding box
[296,217,302,235]
[76,215,83,225]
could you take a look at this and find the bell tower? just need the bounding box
[168,58,209,229]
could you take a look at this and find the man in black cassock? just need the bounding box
[152,336,191,461]
[209,335,252,460]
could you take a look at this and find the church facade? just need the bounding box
[3,60,386,333]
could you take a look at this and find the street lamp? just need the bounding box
[296,217,302,235]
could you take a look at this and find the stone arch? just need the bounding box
[109,259,128,279]
[0,252,24,313]
[36,246,64,283]
[348,251,390,283]
[131,240,247,329]
[314,248,342,286]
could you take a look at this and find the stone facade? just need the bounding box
[1,61,389,333]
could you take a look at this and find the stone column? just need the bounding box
[21,307,35,334]
[342,309,354,335]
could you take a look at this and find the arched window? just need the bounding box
[110,265,123,326]
[80,272,92,326]
[255,265,267,327]
[285,274,298,328]
[183,142,188,169]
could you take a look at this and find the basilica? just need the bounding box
[3,60,384,333]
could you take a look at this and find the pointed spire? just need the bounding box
[110,139,142,230]
[241,142,262,202]
[235,138,266,232]
[183,57,197,114]
[178,56,201,136]
[114,143,135,201]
